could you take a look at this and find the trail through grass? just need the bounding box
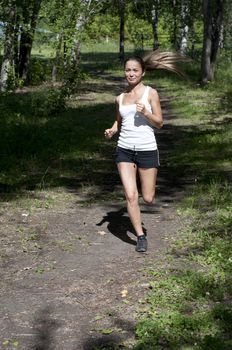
[0,49,232,349]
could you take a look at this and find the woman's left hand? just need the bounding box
[136,102,147,115]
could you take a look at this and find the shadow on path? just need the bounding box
[96,207,139,246]
[32,306,59,350]
[82,316,135,350]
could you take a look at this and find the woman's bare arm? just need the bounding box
[104,97,122,138]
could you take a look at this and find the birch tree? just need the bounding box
[179,0,189,54]
[71,0,104,65]
[0,1,17,91]
[43,0,105,82]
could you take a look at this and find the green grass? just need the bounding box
[134,269,232,350]
[0,82,120,202]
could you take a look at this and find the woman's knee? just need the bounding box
[143,193,155,204]
[126,191,138,205]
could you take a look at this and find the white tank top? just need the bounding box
[117,86,157,151]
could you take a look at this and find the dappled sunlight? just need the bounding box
[0,48,232,350]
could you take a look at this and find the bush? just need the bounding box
[28,58,53,85]
[30,88,66,116]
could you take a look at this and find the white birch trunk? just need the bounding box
[71,15,85,65]
[179,2,189,54]
[0,6,16,91]
[180,24,189,54]
[70,0,95,65]
[0,59,12,92]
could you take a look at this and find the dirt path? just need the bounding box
[0,84,186,350]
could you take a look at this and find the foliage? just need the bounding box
[84,13,119,41]
[126,13,153,49]
[30,88,67,116]
[62,63,87,95]
[27,57,53,85]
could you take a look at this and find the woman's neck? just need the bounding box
[127,81,144,93]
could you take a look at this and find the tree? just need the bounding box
[201,0,225,83]
[18,0,43,83]
[71,0,105,65]
[171,0,179,49]
[118,0,125,61]
[132,0,160,50]
[41,0,106,82]
[179,0,189,54]
[0,1,17,91]
[151,0,160,49]
[220,0,232,57]
[40,0,80,82]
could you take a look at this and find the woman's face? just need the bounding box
[124,59,144,86]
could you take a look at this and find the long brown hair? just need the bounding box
[124,50,190,77]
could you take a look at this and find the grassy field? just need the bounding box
[0,45,232,349]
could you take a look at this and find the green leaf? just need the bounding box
[13,340,19,347]
[3,340,9,346]
[94,315,104,321]
[99,328,114,335]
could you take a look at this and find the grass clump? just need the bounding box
[135,269,232,350]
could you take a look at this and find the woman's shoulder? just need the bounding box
[115,89,127,104]
[115,95,120,104]
[145,85,157,92]
[147,86,159,98]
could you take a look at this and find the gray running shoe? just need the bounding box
[136,235,147,252]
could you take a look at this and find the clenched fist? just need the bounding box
[104,128,115,139]
[136,102,147,115]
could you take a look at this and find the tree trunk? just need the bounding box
[70,15,85,67]
[18,0,42,83]
[151,2,159,50]
[63,34,68,69]
[179,1,189,54]
[0,3,17,92]
[190,21,196,58]
[201,0,224,84]
[52,33,63,83]
[14,14,20,72]
[171,0,178,49]
[118,0,125,62]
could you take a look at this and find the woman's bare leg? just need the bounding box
[117,162,144,236]
[138,167,158,204]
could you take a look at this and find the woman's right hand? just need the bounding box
[104,128,115,139]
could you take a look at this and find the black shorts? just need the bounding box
[115,147,160,169]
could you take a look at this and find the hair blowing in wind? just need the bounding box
[142,50,191,77]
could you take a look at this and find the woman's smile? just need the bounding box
[124,60,144,85]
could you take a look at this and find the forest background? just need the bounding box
[0,0,231,91]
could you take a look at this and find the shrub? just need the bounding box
[30,88,66,116]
